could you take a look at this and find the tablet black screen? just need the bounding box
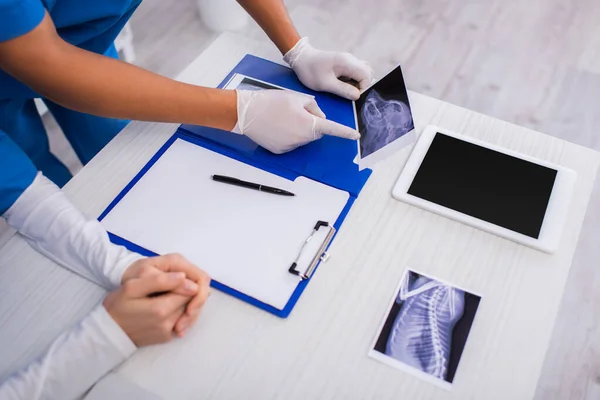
[407,133,557,238]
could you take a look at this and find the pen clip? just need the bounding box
[288,220,335,280]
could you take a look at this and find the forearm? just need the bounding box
[0,305,136,400]
[2,173,142,290]
[236,0,300,54]
[0,13,237,131]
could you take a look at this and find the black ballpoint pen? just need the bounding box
[212,175,295,196]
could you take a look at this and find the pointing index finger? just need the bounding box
[314,117,360,140]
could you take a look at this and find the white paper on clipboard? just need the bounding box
[101,138,349,310]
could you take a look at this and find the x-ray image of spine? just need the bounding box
[385,274,465,380]
[360,89,414,157]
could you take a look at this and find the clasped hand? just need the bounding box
[103,254,210,347]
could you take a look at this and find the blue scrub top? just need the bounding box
[0,0,142,100]
[0,0,141,213]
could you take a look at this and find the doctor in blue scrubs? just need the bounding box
[0,0,373,397]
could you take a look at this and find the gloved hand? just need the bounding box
[233,89,360,154]
[283,37,374,100]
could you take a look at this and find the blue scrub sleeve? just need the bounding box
[0,0,45,42]
[0,131,37,214]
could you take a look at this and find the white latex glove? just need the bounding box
[233,89,360,154]
[283,37,374,100]
[2,172,143,289]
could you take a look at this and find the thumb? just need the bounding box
[303,98,326,119]
[125,272,187,298]
[146,253,206,282]
[314,117,360,140]
[324,77,361,100]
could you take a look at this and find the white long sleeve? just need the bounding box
[2,173,143,289]
[0,305,137,400]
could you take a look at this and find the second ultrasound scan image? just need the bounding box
[371,269,481,387]
[355,64,414,160]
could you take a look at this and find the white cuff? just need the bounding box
[3,173,144,289]
[95,306,137,358]
[283,37,310,68]
[0,305,137,400]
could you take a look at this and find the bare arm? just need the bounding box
[0,13,237,131]
[236,0,301,54]
[235,0,373,100]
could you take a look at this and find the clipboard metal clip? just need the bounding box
[288,220,336,280]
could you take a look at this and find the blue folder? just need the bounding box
[99,55,372,318]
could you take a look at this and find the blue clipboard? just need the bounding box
[99,55,372,318]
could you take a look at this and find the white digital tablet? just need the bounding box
[223,73,312,98]
[392,125,577,253]
[224,73,288,91]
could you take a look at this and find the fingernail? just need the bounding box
[184,279,199,292]
[168,272,185,281]
[181,329,188,336]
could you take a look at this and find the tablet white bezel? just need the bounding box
[224,73,287,91]
[223,73,313,99]
[392,125,577,253]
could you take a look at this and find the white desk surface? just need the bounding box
[0,33,598,400]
